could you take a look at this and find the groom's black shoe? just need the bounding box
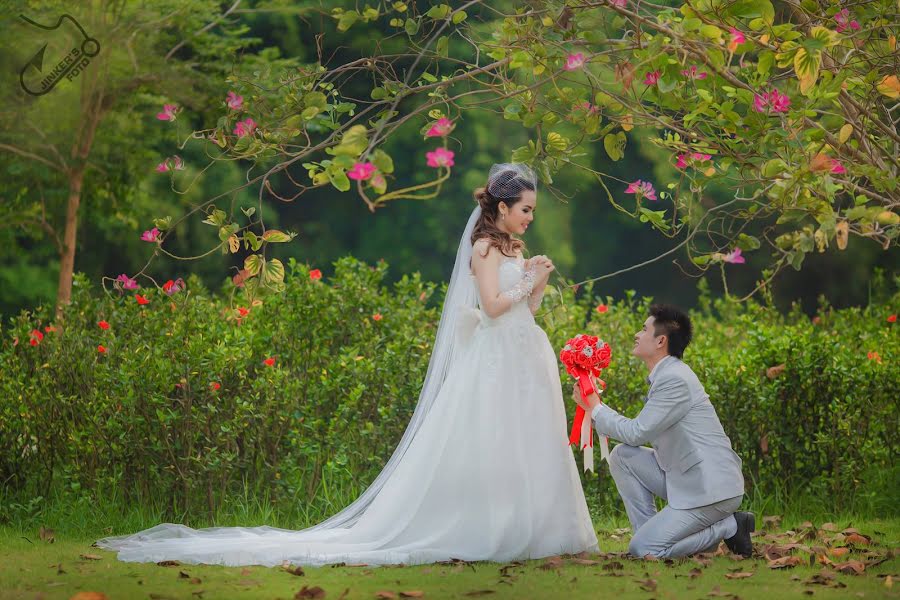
[724,511,755,558]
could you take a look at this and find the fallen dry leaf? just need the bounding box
[829,547,850,558]
[39,526,55,544]
[768,555,802,569]
[375,593,396,600]
[538,557,564,570]
[569,558,600,566]
[845,533,871,546]
[283,564,306,576]
[69,594,108,600]
[603,561,624,571]
[637,578,657,592]
[79,554,102,561]
[725,571,754,579]
[886,575,894,589]
[689,567,703,579]
[820,523,838,532]
[463,592,495,597]
[762,515,782,529]
[399,593,424,598]
[833,560,866,575]
[295,586,326,599]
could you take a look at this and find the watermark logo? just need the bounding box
[18,13,100,96]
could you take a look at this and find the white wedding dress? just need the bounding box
[98,208,598,567]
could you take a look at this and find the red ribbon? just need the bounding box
[568,372,605,449]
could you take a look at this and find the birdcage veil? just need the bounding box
[486,163,537,199]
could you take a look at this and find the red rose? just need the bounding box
[888,314,897,323]
[98,345,107,354]
[135,294,150,305]
[98,320,110,330]
[309,269,322,281]
[596,304,609,314]
[264,357,276,367]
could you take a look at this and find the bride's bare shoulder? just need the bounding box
[472,238,495,259]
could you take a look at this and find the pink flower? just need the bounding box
[609,0,627,6]
[753,89,791,114]
[162,278,186,296]
[116,274,139,290]
[830,159,847,175]
[691,152,712,162]
[681,65,708,80]
[226,91,243,110]
[426,117,454,137]
[233,117,257,138]
[835,9,860,33]
[155,156,185,173]
[347,162,376,181]
[728,27,746,52]
[564,52,585,71]
[676,154,689,169]
[575,101,598,114]
[723,248,745,264]
[156,103,178,121]
[140,227,160,242]
[643,71,661,86]
[625,179,657,201]
[426,147,455,168]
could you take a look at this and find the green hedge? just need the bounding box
[1,258,897,524]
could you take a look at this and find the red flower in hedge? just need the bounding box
[309,269,322,281]
[237,307,250,317]
[264,357,276,367]
[211,382,221,391]
[135,294,150,305]
[596,304,609,314]
[812,316,821,325]
[44,325,57,333]
[867,351,882,363]
[98,320,110,330]
[888,314,897,323]
[98,345,107,354]
[372,313,383,321]
[29,329,44,346]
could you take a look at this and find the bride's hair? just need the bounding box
[471,168,535,258]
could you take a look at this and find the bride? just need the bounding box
[98,163,599,566]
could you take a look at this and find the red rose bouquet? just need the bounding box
[560,334,612,471]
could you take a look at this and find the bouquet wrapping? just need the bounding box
[559,334,612,472]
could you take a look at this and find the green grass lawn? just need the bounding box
[2,518,897,600]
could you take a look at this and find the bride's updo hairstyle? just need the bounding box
[471,163,537,258]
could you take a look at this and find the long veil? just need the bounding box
[302,205,481,531]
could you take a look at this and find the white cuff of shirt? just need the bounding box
[591,403,603,422]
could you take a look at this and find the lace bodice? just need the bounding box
[471,256,542,325]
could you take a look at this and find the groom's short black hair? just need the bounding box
[649,304,693,358]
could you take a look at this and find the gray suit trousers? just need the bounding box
[609,444,741,558]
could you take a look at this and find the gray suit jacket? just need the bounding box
[592,356,744,509]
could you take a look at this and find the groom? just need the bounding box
[573,304,754,558]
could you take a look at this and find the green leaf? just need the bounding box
[332,124,369,157]
[262,229,294,243]
[426,4,451,19]
[245,231,262,252]
[328,168,351,192]
[371,87,388,100]
[404,17,419,36]
[202,209,227,227]
[757,51,774,76]
[262,258,285,285]
[218,223,239,242]
[337,11,359,32]
[301,106,321,120]
[736,234,761,250]
[244,254,263,277]
[451,10,467,24]
[545,132,568,154]
[241,206,256,218]
[371,149,394,174]
[153,216,172,231]
[794,47,820,95]
[435,36,448,58]
[603,132,626,161]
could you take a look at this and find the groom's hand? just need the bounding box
[572,384,601,412]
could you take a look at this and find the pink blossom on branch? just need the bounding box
[140,227,160,242]
[834,9,860,33]
[676,154,689,169]
[680,65,708,80]
[226,91,243,110]
[156,104,178,121]
[347,162,376,181]
[116,274,139,290]
[728,28,746,52]
[830,159,847,175]
[723,248,745,264]
[753,89,791,114]
[425,117,454,137]
[609,0,627,6]
[163,278,186,296]
[625,179,657,201]
[643,70,661,86]
[564,52,585,71]
[426,147,455,168]
[234,117,257,137]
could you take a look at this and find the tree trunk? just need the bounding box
[55,170,84,318]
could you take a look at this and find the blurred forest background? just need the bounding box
[1,0,896,320]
